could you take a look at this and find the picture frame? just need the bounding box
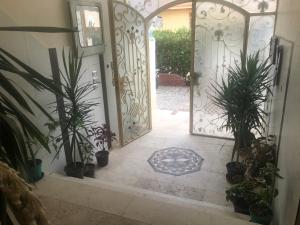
[69,0,105,56]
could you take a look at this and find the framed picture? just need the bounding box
[69,0,105,56]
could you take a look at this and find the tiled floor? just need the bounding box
[94,109,234,208]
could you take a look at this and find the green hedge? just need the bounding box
[153,28,191,78]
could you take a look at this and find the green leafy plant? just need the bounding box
[53,48,98,172]
[226,180,259,205]
[89,124,116,151]
[0,26,76,179]
[211,51,272,161]
[0,48,61,178]
[153,28,191,78]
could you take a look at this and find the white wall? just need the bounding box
[273,0,300,224]
[0,0,118,173]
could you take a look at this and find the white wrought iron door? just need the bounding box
[110,1,151,145]
[191,1,246,138]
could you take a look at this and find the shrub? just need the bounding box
[153,28,191,78]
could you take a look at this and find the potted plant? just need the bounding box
[0,26,75,223]
[89,124,116,167]
[226,180,258,215]
[54,48,98,179]
[211,51,272,181]
[249,201,272,225]
[248,183,274,225]
[0,48,62,181]
[83,142,96,178]
[226,162,246,184]
[245,137,277,179]
[24,122,59,182]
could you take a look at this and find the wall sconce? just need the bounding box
[92,70,100,89]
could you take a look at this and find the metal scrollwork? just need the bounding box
[192,2,245,137]
[112,0,277,140]
[115,0,277,19]
[113,2,151,144]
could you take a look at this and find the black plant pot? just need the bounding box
[84,163,96,178]
[27,159,43,182]
[64,162,84,179]
[226,162,246,184]
[95,150,109,167]
[233,198,250,215]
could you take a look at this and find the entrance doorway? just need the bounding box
[110,0,276,146]
[98,0,277,208]
[149,2,192,139]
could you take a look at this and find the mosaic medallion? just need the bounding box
[148,147,203,176]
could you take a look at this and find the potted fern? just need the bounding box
[211,51,272,182]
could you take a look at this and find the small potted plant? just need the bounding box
[249,184,274,225]
[90,124,116,167]
[24,137,44,182]
[83,142,96,178]
[249,201,272,225]
[226,161,246,184]
[226,180,258,215]
[25,122,58,182]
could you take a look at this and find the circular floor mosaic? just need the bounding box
[148,147,203,176]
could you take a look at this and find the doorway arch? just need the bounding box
[109,0,277,145]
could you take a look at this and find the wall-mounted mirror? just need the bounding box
[69,0,104,56]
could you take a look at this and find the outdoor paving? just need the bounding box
[156,86,190,112]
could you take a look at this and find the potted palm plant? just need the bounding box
[0,47,62,180]
[0,26,76,224]
[211,51,272,181]
[89,124,116,167]
[54,48,98,179]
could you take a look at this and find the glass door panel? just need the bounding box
[191,1,246,138]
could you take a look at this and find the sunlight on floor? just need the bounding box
[95,109,234,208]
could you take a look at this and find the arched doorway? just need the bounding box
[109,0,277,145]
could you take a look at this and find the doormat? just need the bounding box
[148,147,203,176]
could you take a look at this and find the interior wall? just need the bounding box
[0,0,118,173]
[273,0,300,224]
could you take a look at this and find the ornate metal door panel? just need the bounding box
[113,0,277,19]
[191,1,246,138]
[111,1,151,145]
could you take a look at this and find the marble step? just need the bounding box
[35,174,257,225]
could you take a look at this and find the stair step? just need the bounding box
[35,174,256,225]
